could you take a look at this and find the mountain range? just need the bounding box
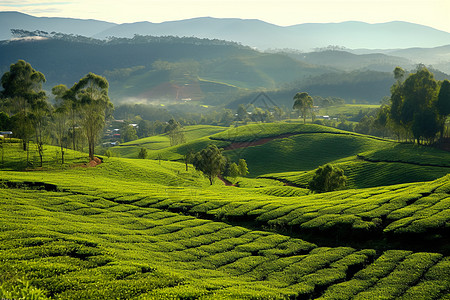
[2,11,450,51]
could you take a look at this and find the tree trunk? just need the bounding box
[72,125,76,151]
[61,145,65,165]
[209,176,213,185]
[89,142,94,161]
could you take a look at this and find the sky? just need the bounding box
[1,0,450,32]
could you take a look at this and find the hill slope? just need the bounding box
[0,36,332,103]
[0,144,449,298]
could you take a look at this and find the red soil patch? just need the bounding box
[73,157,102,168]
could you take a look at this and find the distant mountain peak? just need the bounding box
[1,11,450,50]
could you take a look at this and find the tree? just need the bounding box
[236,104,250,124]
[192,144,226,185]
[388,66,441,144]
[436,80,450,137]
[71,73,113,161]
[308,164,347,193]
[138,147,148,159]
[0,111,11,130]
[184,149,194,171]
[165,118,185,146]
[293,92,314,124]
[228,162,240,179]
[121,124,138,142]
[52,85,70,164]
[0,60,46,151]
[30,97,51,167]
[52,84,80,151]
[238,159,249,176]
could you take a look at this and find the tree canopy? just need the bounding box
[293,92,314,124]
[71,73,113,160]
[387,66,443,144]
[192,144,226,185]
[308,164,347,193]
[0,60,47,151]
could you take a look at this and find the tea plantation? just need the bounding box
[1,123,450,299]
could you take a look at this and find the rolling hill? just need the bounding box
[111,123,450,191]
[0,132,449,298]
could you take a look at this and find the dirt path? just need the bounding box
[217,175,235,186]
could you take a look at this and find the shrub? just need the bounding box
[309,164,347,193]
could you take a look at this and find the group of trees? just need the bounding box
[0,60,113,165]
[191,144,248,185]
[385,66,450,144]
[349,66,450,144]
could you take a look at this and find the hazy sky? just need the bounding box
[1,0,450,32]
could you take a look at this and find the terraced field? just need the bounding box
[1,167,449,299]
[127,123,450,187]
[111,125,228,158]
[1,122,450,299]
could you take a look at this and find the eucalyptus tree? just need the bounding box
[293,92,314,124]
[52,85,71,164]
[436,80,450,137]
[30,97,51,167]
[192,144,226,185]
[0,60,46,152]
[52,84,80,151]
[71,73,113,161]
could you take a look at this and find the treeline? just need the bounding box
[1,31,256,88]
[326,66,450,144]
[0,60,112,166]
[11,29,251,48]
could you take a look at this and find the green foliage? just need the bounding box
[165,118,186,146]
[0,60,47,151]
[308,164,347,193]
[121,124,138,142]
[293,92,314,124]
[228,162,240,178]
[138,148,148,159]
[436,79,450,120]
[193,144,227,185]
[0,278,49,300]
[71,72,113,160]
[388,66,442,143]
[238,158,249,177]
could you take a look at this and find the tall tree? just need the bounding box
[30,97,51,167]
[388,66,441,144]
[192,144,226,185]
[0,60,46,151]
[165,118,185,146]
[293,92,314,124]
[436,80,450,137]
[71,73,113,161]
[52,85,71,164]
[52,84,80,151]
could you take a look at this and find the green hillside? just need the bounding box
[111,125,228,158]
[131,123,450,190]
[0,144,449,298]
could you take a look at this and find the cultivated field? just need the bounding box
[1,123,449,299]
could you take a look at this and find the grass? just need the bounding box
[111,125,228,158]
[1,122,450,298]
[1,185,449,299]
